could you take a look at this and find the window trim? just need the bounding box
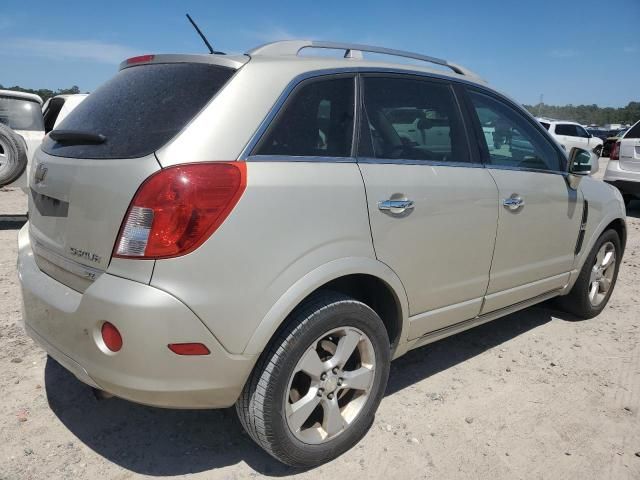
[239,66,568,170]
[247,73,358,161]
[461,86,568,175]
[355,72,479,166]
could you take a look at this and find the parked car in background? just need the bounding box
[537,118,603,173]
[42,94,89,133]
[17,41,627,467]
[604,120,640,206]
[602,128,628,158]
[0,89,44,188]
[587,127,610,141]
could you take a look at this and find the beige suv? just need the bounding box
[17,41,627,467]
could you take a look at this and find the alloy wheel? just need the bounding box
[285,326,376,444]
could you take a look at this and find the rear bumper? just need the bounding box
[17,224,255,408]
[603,160,640,197]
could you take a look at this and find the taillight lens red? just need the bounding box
[114,162,246,259]
[610,141,620,161]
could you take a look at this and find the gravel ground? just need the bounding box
[1,164,639,479]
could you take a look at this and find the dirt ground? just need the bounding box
[1,163,639,480]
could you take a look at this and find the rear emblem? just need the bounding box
[34,164,48,184]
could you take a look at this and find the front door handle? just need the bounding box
[503,195,524,211]
[378,199,415,214]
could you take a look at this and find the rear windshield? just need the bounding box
[0,96,44,131]
[539,121,550,130]
[42,63,235,159]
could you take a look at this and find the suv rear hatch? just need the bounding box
[29,56,244,291]
[619,121,640,172]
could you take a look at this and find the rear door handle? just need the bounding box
[503,195,524,211]
[378,199,415,214]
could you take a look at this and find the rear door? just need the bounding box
[464,88,583,313]
[29,61,237,291]
[619,121,640,172]
[358,75,498,339]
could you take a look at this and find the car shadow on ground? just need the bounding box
[44,304,557,477]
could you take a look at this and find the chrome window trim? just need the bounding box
[486,164,569,177]
[357,157,484,168]
[246,154,356,163]
[238,66,561,168]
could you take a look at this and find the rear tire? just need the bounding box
[236,291,390,467]
[556,229,621,319]
[0,124,28,187]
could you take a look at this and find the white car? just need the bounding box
[0,89,44,188]
[538,118,603,173]
[604,119,640,206]
[42,94,89,133]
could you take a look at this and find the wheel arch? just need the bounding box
[243,257,410,358]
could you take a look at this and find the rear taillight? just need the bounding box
[610,141,620,161]
[114,162,246,259]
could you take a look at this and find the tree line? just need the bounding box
[1,84,638,127]
[523,102,640,127]
[0,84,82,102]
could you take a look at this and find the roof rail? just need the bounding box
[246,40,479,78]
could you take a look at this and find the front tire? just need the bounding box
[236,291,390,467]
[557,229,621,319]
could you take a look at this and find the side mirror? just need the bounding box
[566,147,592,189]
[569,147,593,174]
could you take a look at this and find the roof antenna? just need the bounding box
[186,13,224,55]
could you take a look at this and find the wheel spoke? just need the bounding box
[589,268,598,284]
[596,247,605,267]
[298,348,325,380]
[321,397,346,437]
[329,330,361,368]
[601,250,615,269]
[341,366,374,391]
[589,281,599,301]
[287,390,321,432]
[599,277,611,292]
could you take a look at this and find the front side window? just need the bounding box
[254,77,354,157]
[361,76,469,162]
[555,124,578,137]
[575,125,590,138]
[468,90,564,172]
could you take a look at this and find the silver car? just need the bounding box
[17,41,627,467]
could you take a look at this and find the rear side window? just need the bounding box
[555,124,578,136]
[625,121,640,139]
[253,77,355,157]
[42,63,234,159]
[0,96,43,131]
[361,77,469,162]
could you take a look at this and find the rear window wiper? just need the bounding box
[49,130,106,145]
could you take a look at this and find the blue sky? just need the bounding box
[1,0,638,107]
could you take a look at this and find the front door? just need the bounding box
[465,89,583,313]
[358,75,498,339]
